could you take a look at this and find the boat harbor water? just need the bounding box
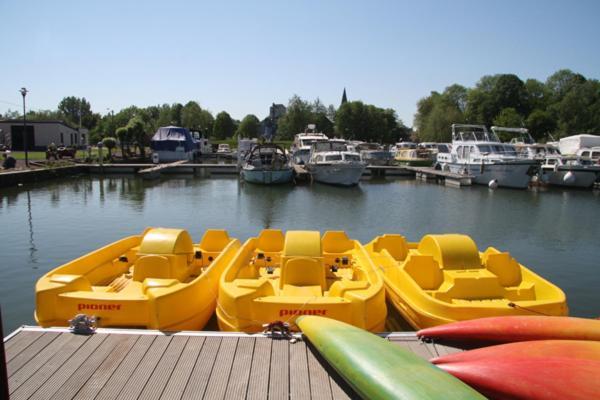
[2,325,463,400]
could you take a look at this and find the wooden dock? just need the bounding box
[403,166,473,187]
[3,326,461,399]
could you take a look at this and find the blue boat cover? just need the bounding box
[150,126,196,152]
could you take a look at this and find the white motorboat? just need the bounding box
[437,124,536,189]
[540,155,600,188]
[290,125,329,165]
[307,140,366,186]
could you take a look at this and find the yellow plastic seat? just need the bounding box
[256,229,285,253]
[199,230,231,252]
[322,231,354,254]
[133,255,171,282]
[371,234,409,261]
[280,257,326,290]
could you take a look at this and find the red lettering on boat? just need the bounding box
[279,309,326,317]
[77,304,122,311]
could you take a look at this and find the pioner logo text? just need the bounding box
[78,304,122,311]
[279,309,327,317]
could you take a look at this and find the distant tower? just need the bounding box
[341,88,348,106]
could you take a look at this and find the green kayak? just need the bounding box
[297,316,484,400]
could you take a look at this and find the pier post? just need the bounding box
[0,306,10,399]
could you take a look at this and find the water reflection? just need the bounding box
[26,190,38,266]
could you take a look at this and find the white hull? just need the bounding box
[308,163,366,186]
[447,161,534,189]
[541,167,599,188]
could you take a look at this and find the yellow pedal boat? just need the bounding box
[35,228,240,330]
[365,234,568,329]
[216,229,387,332]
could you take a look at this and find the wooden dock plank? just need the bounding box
[7,332,60,376]
[28,333,108,400]
[115,335,172,400]
[73,334,140,400]
[306,342,334,400]
[245,338,272,400]
[289,341,311,400]
[223,337,255,400]
[94,335,156,400]
[4,330,43,355]
[138,336,188,400]
[159,336,205,400]
[432,342,464,357]
[181,336,221,400]
[268,339,290,400]
[10,333,90,400]
[203,337,238,400]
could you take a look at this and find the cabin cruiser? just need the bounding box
[436,124,536,189]
[240,143,294,184]
[577,147,600,164]
[290,125,329,165]
[395,145,435,166]
[539,155,600,188]
[354,142,393,166]
[419,142,451,155]
[307,140,366,186]
[390,142,416,158]
[491,126,560,162]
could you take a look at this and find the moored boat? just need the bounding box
[365,233,568,329]
[240,143,294,184]
[216,229,387,332]
[540,154,600,188]
[290,125,329,165]
[35,228,240,330]
[437,124,536,188]
[306,140,366,186]
[394,146,435,166]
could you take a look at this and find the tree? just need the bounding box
[553,79,599,135]
[276,95,313,139]
[126,117,147,157]
[526,109,557,141]
[314,113,334,135]
[213,111,235,139]
[335,101,399,142]
[493,108,524,141]
[546,69,586,101]
[236,115,260,138]
[170,103,183,126]
[181,101,204,131]
[414,85,466,142]
[102,137,117,160]
[115,127,130,159]
[57,96,99,129]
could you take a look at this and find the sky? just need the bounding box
[1,0,600,126]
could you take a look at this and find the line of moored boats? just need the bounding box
[234,123,600,189]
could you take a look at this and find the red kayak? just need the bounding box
[439,357,600,400]
[418,316,600,344]
[431,339,600,364]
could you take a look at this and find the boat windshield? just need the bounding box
[325,154,342,161]
[301,138,328,147]
[437,144,450,153]
[477,144,517,156]
[343,154,361,162]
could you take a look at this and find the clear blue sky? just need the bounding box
[1,0,599,126]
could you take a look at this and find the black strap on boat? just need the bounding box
[263,320,295,341]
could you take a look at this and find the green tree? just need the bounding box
[276,95,313,139]
[102,137,117,160]
[115,127,130,159]
[181,101,204,131]
[526,109,557,141]
[236,114,260,138]
[314,112,334,135]
[57,96,99,129]
[493,108,524,141]
[553,79,599,135]
[546,69,587,101]
[126,117,147,157]
[414,85,466,141]
[170,103,183,126]
[213,111,235,139]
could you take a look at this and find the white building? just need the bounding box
[0,119,87,150]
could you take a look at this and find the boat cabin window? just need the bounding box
[592,151,600,159]
[437,144,449,153]
[581,151,590,157]
[503,145,517,156]
[477,144,492,154]
[325,154,342,161]
[546,159,557,165]
[343,154,361,162]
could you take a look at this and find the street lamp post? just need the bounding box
[19,87,29,167]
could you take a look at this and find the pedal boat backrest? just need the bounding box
[371,234,409,261]
[280,231,325,290]
[133,228,194,282]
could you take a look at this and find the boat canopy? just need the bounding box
[150,126,196,152]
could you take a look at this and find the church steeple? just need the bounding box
[341,88,348,106]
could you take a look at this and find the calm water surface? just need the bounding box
[1,174,599,332]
